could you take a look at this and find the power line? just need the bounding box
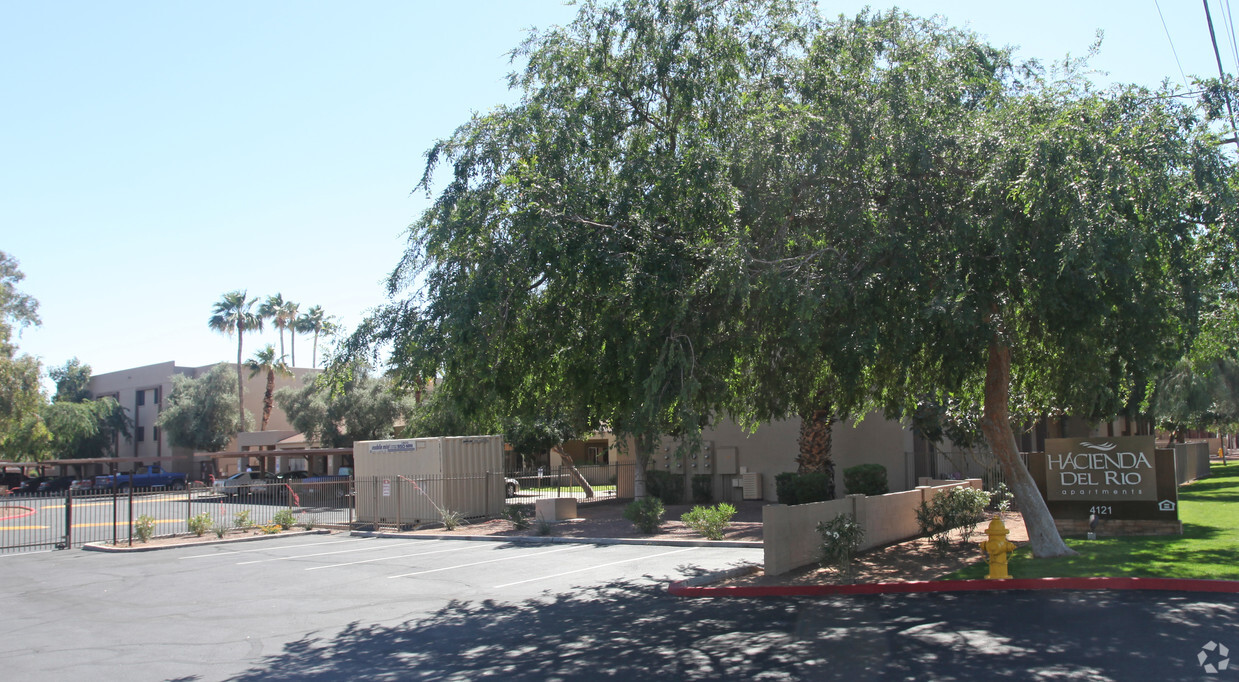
[1204,0,1239,150]
[1222,0,1239,75]
[1155,0,1190,88]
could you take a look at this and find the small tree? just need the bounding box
[157,364,251,452]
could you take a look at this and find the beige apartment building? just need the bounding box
[89,361,318,478]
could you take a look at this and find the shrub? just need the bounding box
[624,496,665,534]
[212,522,228,539]
[843,464,889,496]
[988,482,1013,515]
[188,512,212,537]
[441,509,463,531]
[134,515,155,543]
[916,486,991,552]
[273,509,296,530]
[260,523,281,535]
[817,513,865,582]
[645,470,684,505]
[502,504,532,531]
[234,509,252,528]
[680,503,737,541]
[775,471,834,505]
[691,474,713,504]
[536,519,554,536]
[301,514,317,531]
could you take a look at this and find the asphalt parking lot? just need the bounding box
[0,534,761,681]
[4,534,1239,681]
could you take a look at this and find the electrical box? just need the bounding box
[715,446,738,474]
[741,472,763,500]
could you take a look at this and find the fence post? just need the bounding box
[62,487,73,550]
[127,484,134,547]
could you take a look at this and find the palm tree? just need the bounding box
[282,300,300,367]
[297,305,336,368]
[208,290,263,434]
[245,345,292,431]
[258,294,297,362]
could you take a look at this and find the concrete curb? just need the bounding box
[669,575,1239,598]
[350,531,763,549]
[82,529,332,553]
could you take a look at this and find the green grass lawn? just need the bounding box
[522,484,617,494]
[947,461,1239,580]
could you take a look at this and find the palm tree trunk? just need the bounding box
[312,331,319,369]
[980,328,1074,558]
[290,330,296,368]
[261,369,275,431]
[237,330,247,470]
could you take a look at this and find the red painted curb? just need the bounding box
[0,505,36,522]
[669,576,1239,598]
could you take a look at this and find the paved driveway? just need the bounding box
[1,535,1235,680]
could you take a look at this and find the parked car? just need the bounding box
[10,477,50,496]
[220,471,281,498]
[37,476,76,494]
[94,465,187,491]
[506,477,520,497]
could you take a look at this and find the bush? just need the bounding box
[188,512,212,537]
[502,504,532,531]
[691,474,713,504]
[212,522,228,539]
[234,509,252,528]
[134,515,155,543]
[843,464,889,496]
[817,513,865,582]
[301,514,317,531]
[273,509,296,530]
[441,509,464,531]
[916,486,990,552]
[775,471,834,506]
[536,519,554,536]
[988,482,1013,515]
[260,523,281,535]
[624,496,665,534]
[680,503,737,541]
[645,470,684,505]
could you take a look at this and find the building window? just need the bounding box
[136,426,145,442]
[153,387,160,404]
[153,426,160,443]
[136,390,145,406]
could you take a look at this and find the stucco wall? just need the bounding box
[762,479,979,576]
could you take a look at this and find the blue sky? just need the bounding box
[1,1,1232,380]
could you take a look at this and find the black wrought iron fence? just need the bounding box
[505,463,633,505]
[0,479,355,554]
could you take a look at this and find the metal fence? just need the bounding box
[923,449,1031,490]
[0,479,353,554]
[506,463,633,505]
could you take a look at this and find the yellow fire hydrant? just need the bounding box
[979,517,1017,580]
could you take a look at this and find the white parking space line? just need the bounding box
[179,538,371,559]
[306,543,479,571]
[388,543,590,579]
[493,547,697,588]
[237,540,415,565]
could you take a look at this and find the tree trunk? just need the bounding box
[797,408,835,474]
[980,332,1075,558]
[632,436,651,499]
[312,332,319,369]
[553,446,595,498]
[261,369,275,431]
[236,330,247,470]
[290,330,296,368]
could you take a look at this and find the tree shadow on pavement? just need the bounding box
[229,582,1239,681]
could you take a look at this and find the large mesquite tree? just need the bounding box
[348,0,1235,557]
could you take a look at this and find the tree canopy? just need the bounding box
[344,0,1238,557]
[157,363,251,452]
[275,366,415,448]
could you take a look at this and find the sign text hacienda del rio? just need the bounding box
[1045,438,1156,501]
